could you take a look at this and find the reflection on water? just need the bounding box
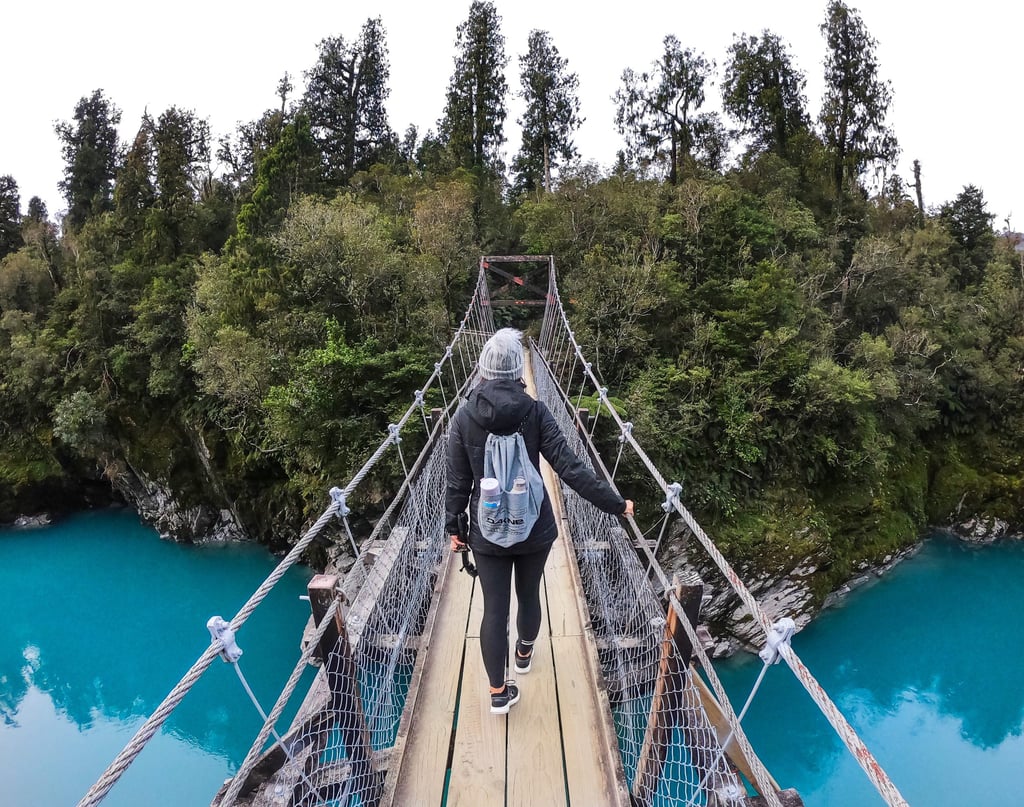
[714,535,1024,806]
[0,510,316,807]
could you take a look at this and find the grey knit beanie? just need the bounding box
[478,328,524,380]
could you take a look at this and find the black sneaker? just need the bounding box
[490,681,521,714]
[514,639,534,674]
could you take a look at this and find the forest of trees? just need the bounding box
[1,1,1021,594]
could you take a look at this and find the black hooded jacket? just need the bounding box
[445,378,626,556]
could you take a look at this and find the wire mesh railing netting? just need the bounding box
[211,268,497,807]
[532,344,749,807]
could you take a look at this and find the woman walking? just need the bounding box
[445,328,633,713]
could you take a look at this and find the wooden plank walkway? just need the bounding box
[380,354,629,807]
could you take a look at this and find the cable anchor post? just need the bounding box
[759,617,796,665]
[330,486,359,557]
[207,616,243,663]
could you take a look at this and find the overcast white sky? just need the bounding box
[2,0,1020,229]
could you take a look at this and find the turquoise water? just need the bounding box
[5,515,1021,806]
[714,534,1024,806]
[0,509,316,807]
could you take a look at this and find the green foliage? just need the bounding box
[439,0,509,173]
[512,30,582,195]
[0,249,55,316]
[0,434,62,487]
[52,390,108,457]
[722,30,809,159]
[55,89,122,230]
[614,36,722,183]
[263,325,428,478]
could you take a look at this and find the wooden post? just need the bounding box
[631,572,705,805]
[428,407,444,430]
[669,572,703,670]
[306,574,381,807]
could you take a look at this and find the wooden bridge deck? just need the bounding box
[380,461,628,807]
[379,355,629,806]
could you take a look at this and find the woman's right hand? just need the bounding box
[622,499,634,517]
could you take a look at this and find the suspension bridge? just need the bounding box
[78,257,909,807]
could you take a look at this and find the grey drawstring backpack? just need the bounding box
[476,410,545,547]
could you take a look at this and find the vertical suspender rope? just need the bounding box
[610,421,632,482]
[588,386,608,440]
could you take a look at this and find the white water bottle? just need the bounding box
[507,475,528,520]
[480,477,501,509]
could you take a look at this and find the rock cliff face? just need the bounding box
[109,459,247,543]
[946,515,1014,544]
[92,425,249,543]
[659,526,826,657]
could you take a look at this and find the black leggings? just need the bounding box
[473,544,553,689]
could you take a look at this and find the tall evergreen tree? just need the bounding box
[55,89,122,229]
[0,174,22,260]
[144,107,212,258]
[818,0,898,194]
[219,74,294,198]
[113,123,156,243]
[152,107,210,208]
[512,30,582,194]
[614,36,718,184]
[722,30,809,158]
[438,1,509,172]
[235,114,319,244]
[940,184,996,288]
[303,18,395,186]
